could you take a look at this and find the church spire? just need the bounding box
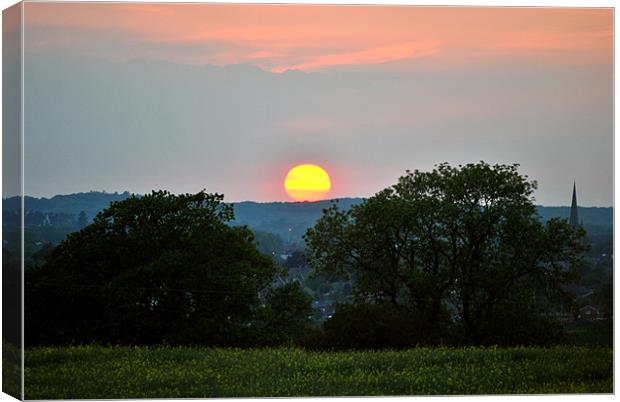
[569,181,579,227]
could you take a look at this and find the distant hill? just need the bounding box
[234,201,614,242]
[3,192,613,243]
[535,206,613,228]
[231,198,363,242]
[3,191,133,220]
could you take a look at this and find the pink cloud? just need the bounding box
[270,41,441,73]
[23,4,612,72]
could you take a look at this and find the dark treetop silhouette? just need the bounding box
[25,163,593,348]
[305,162,588,346]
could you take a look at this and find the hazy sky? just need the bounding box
[17,3,613,205]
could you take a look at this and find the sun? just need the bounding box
[284,164,332,201]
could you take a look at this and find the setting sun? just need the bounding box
[284,164,331,201]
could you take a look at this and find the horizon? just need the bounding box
[6,188,614,208]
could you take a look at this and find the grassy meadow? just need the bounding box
[25,346,612,399]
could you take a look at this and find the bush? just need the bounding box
[475,304,566,346]
[307,303,433,350]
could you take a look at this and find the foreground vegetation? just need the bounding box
[26,164,593,349]
[19,165,612,399]
[25,346,612,398]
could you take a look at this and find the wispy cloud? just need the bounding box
[270,42,441,73]
[24,4,612,72]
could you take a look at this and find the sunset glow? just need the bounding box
[23,4,612,72]
[284,164,331,202]
[16,3,613,205]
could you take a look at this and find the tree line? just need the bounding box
[25,162,587,348]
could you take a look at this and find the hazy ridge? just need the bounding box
[3,192,613,243]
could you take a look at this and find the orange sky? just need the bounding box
[24,4,612,72]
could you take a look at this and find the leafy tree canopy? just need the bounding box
[26,190,278,346]
[305,162,587,345]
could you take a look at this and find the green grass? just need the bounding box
[25,346,612,399]
[3,340,22,399]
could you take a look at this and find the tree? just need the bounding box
[319,303,426,350]
[26,190,278,346]
[254,282,314,346]
[305,162,586,345]
[3,247,21,346]
[29,242,55,265]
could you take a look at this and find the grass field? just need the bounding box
[25,346,612,399]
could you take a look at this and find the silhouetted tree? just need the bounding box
[305,162,587,345]
[3,247,21,346]
[30,242,55,265]
[26,190,278,346]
